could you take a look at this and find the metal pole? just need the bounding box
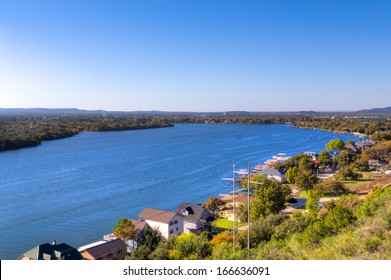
[232,160,236,255]
[247,162,251,252]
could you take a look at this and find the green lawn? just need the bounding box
[212,219,247,233]
[339,172,382,193]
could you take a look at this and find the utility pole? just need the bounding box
[247,162,251,251]
[221,161,262,256]
[232,160,236,256]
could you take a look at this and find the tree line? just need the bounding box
[2,113,391,152]
[0,115,173,151]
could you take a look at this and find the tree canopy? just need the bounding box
[113,218,136,240]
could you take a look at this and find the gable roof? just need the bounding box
[221,194,253,204]
[129,219,148,231]
[81,239,127,259]
[176,203,212,223]
[138,208,180,224]
[259,168,284,176]
[19,242,83,260]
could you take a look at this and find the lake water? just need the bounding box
[0,124,359,259]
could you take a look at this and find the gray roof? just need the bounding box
[19,242,83,260]
[176,203,213,223]
[260,168,284,176]
[81,239,127,259]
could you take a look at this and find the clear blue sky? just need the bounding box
[0,0,390,112]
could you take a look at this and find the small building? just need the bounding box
[220,194,253,206]
[303,151,319,161]
[259,168,287,183]
[218,194,253,222]
[176,203,213,234]
[78,239,127,260]
[138,208,184,239]
[18,240,83,260]
[345,143,360,154]
[217,207,235,221]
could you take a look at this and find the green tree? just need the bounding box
[295,168,318,192]
[317,150,332,170]
[113,218,135,240]
[250,178,288,220]
[168,232,212,260]
[137,226,162,251]
[336,166,362,181]
[323,205,356,234]
[335,150,356,167]
[326,139,345,153]
[306,191,320,218]
[286,166,298,184]
[314,181,349,196]
[204,196,225,213]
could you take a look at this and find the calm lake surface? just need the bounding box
[0,124,360,259]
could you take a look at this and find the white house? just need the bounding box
[138,208,184,239]
[259,168,287,183]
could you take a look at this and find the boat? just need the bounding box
[264,153,290,166]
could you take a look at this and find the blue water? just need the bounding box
[0,124,359,259]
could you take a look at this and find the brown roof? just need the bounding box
[82,239,127,259]
[138,208,179,224]
[129,219,148,231]
[221,194,253,204]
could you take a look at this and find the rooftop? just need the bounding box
[176,203,213,223]
[18,242,83,260]
[138,208,180,223]
[79,239,127,259]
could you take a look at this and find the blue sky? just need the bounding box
[0,0,390,112]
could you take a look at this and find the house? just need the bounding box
[345,143,360,154]
[220,193,253,206]
[303,151,319,161]
[356,141,375,151]
[259,168,287,183]
[217,206,235,221]
[78,239,127,260]
[103,219,150,253]
[17,240,83,260]
[138,208,184,239]
[218,194,253,222]
[176,203,213,234]
[346,141,375,154]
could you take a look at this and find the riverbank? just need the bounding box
[0,115,174,152]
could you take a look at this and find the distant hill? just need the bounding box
[356,107,391,115]
[1,106,390,116]
[0,108,104,115]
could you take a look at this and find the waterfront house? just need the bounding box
[176,203,214,234]
[259,168,287,183]
[103,219,150,253]
[78,239,127,260]
[138,208,184,239]
[17,240,83,260]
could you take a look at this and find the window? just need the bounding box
[169,221,174,226]
[169,230,174,234]
[107,253,113,259]
[174,220,178,224]
[176,227,179,231]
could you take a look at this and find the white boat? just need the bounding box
[264,153,290,165]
